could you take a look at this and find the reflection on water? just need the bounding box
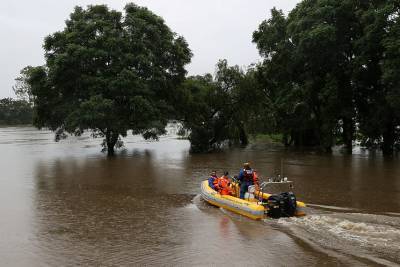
[0,127,399,266]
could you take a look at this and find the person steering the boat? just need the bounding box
[214,172,233,195]
[208,170,218,190]
[238,162,259,199]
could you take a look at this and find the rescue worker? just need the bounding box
[238,162,259,199]
[213,172,233,195]
[208,170,218,189]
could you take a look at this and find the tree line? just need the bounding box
[251,0,400,155]
[17,1,400,155]
[0,67,33,125]
[0,98,32,125]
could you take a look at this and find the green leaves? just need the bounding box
[253,0,400,153]
[178,60,258,152]
[253,8,288,58]
[24,3,191,154]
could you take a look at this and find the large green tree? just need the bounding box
[354,1,400,154]
[25,4,191,155]
[382,2,400,152]
[179,60,258,152]
[253,1,400,154]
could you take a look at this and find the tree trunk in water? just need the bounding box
[337,69,354,154]
[107,141,115,155]
[106,130,118,156]
[292,130,300,147]
[324,146,333,153]
[283,133,290,147]
[238,124,248,146]
[342,117,353,154]
[382,119,394,156]
[321,127,333,153]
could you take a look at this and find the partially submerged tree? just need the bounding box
[179,60,259,152]
[24,4,191,155]
[253,1,400,154]
[356,1,400,154]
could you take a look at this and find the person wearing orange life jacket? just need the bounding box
[213,172,233,195]
[238,162,259,199]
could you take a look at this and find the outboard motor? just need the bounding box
[266,194,283,218]
[280,192,297,217]
[266,192,297,218]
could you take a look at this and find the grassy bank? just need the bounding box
[249,133,283,144]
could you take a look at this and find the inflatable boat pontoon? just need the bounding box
[200,179,306,220]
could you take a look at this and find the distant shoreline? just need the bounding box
[0,124,33,127]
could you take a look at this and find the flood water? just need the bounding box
[0,126,399,266]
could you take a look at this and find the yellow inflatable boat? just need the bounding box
[200,180,306,220]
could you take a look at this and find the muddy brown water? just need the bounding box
[0,126,399,266]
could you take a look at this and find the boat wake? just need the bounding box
[274,212,400,265]
[305,203,360,212]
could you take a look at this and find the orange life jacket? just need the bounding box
[214,176,232,195]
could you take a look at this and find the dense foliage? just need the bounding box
[0,98,32,125]
[24,4,191,155]
[178,60,260,152]
[13,66,35,104]
[18,1,400,155]
[251,0,400,154]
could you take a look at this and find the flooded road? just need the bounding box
[0,126,399,266]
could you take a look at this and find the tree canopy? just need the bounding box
[178,60,260,152]
[25,4,191,155]
[252,0,400,154]
[19,0,400,155]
